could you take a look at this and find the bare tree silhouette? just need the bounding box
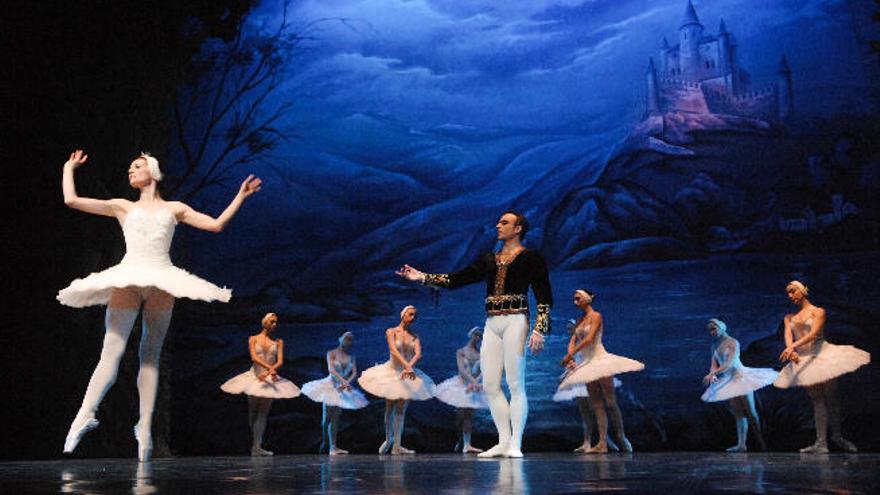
[169,3,305,201]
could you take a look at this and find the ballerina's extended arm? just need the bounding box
[62,150,127,217]
[174,175,262,233]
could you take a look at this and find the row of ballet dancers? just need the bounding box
[220,281,871,456]
[56,151,870,461]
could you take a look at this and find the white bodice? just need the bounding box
[575,319,607,363]
[120,207,177,267]
[253,341,279,374]
[713,340,744,376]
[792,316,824,355]
[331,353,354,384]
[389,332,417,370]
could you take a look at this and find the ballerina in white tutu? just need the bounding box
[434,326,488,454]
[560,290,644,453]
[59,150,261,461]
[555,318,622,453]
[701,318,776,452]
[301,331,369,455]
[358,305,435,455]
[774,281,870,453]
[220,313,300,456]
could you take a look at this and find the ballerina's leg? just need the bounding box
[602,377,631,452]
[65,289,140,453]
[134,289,174,458]
[575,397,593,452]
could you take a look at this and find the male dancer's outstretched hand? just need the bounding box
[396,264,425,283]
[528,331,544,354]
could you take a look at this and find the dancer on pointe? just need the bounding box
[701,318,777,452]
[221,313,301,456]
[397,210,552,458]
[434,326,489,454]
[560,289,643,453]
[301,331,369,455]
[554,318,620,453]
[358,305,435,455]
[774,280,870,453]
[59,150,261,461]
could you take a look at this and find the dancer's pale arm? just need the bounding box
[176,175,261,232]
[386,329,413,372]
[62,150,124,217]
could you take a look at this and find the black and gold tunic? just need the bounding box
[422,249,553,335]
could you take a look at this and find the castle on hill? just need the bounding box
[646,0,793,122]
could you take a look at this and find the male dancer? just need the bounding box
[397,211,552,457]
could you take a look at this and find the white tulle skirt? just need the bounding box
[434,376,489,409]
[358,362,435,401]
[701,367,779,402]
[301,376,370,410]
[559,353,644,389]
[774,342,871,388]
[553,377,622,402]
[220,368,301,399]
[58,261,231,307]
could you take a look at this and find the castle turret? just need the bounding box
[717,18,735,92]
[678,0,704,78]
[777,55,794,120]
[646,58,660,115]
[659,37,670,75]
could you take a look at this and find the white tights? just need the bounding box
[481,314,529,450]
[74,288,174,440]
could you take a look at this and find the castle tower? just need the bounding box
[678,0,704,78]
[717,18,735,92]
[646,58,660,114]
[659,37,670,75]
[777,55,794,120]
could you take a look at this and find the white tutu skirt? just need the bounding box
[559,353,644,389]
[701,367,779,402]
[358,362,435,401]
[434,376,489,409]
[58,262,232,308]
[301,376,369,410]
[553,377,621,402]
[774,342,871,388]
[220,369,301,399]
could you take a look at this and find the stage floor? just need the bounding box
[1,452,877,494]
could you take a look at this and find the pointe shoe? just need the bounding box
[250,446,273,457]
[573,443,591,453]
[134,424,153,462]
[617,436,633,453]
[505,447,523,458]
[391,445,415,455]
[478,443,510,458]
[607,437,620,452]
[831,436,858,453]
[463,445,484,454]
[725,444,747,453]
[799,442,829,454]
[329,447,349,456]
[378,440,392,455]
[64,415,99,454]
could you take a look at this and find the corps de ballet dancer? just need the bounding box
[701,318,778,452]
[397,211,552,458]
[774,280,870,453]
[59,150,261,461]
[433,326,489,454]
[554,318,621,453]
[560,289,644,453]
[220,313,301,456]
[358,305,435,455]
[301,331,369,455]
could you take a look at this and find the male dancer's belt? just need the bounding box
[485,294,529,316]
